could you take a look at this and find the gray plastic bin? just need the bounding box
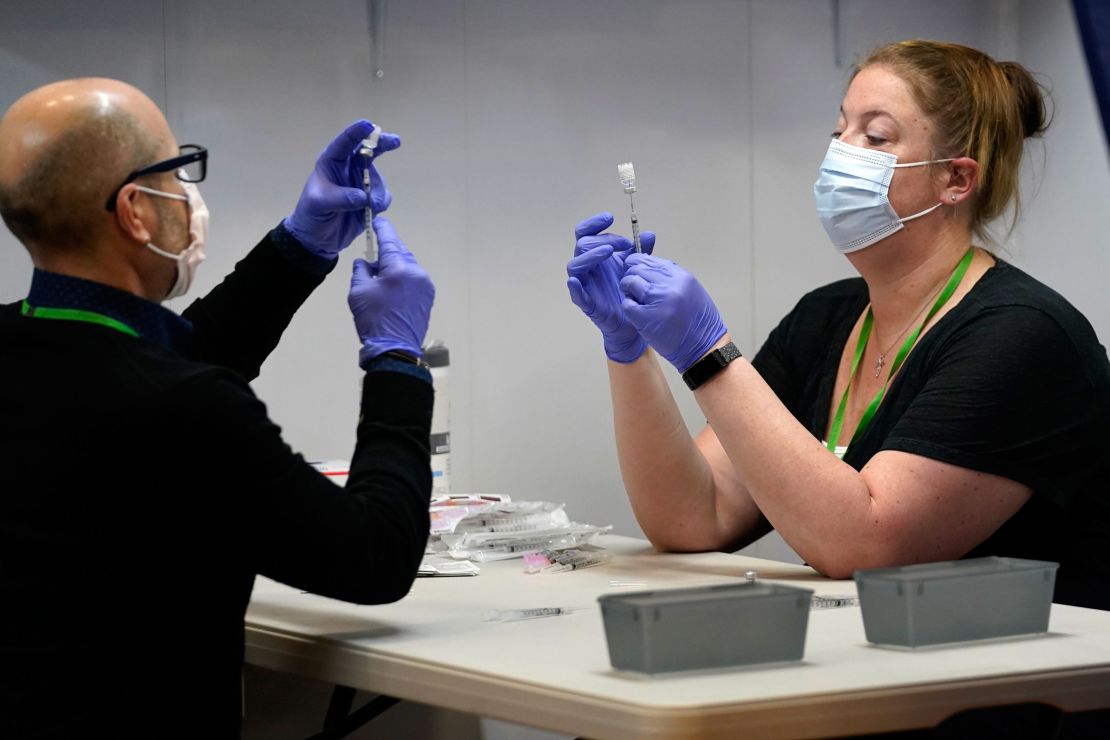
[854,557,1058,648]
[598,581,813,673]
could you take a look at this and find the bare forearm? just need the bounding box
[608,351,761,551]
[694,345,1035,577]
[695,353,875,571]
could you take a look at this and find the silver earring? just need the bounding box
[950,195,957,202]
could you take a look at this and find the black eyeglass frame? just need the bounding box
[104,144,207,211]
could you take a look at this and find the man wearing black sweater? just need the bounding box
[0,78,436,738]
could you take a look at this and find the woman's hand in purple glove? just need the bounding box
[348,217,435,368]
[566,212,656,363]
[284,119,401,260]
[619,254,726,373]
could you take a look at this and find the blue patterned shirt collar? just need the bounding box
[25,269,193,353]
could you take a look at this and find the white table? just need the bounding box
[245,535,1110,739]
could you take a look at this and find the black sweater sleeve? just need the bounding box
[181,226,334,381]
[184,368,433,604]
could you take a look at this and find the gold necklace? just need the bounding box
[871,278,950,378]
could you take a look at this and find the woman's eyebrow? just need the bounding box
[840,105,899,123]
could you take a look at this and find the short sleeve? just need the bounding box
[880,306,1100,508]
[752,279,866,434]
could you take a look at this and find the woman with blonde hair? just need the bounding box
[566,39,1110,610]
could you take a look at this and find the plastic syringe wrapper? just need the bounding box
[443,523,612,562]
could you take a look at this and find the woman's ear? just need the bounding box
[943,157,979,206]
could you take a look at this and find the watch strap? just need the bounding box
[382,350,430,369]
[682,341,742,391]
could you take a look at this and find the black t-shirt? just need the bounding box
[751,257,1110,610]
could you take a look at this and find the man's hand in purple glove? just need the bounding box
[566,212,656,363]
[619,255,726,373]
[284,119,401,260]
[349,216,435,368]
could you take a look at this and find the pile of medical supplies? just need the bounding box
[428,494,611,569]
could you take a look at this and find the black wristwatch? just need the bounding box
[682,342,742,391]
[382,350,430,369]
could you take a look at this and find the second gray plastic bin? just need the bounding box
[854,556,1058,648]
[598,581,813,673]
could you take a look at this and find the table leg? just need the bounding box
[305,686,402,740]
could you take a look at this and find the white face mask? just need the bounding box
[137,179,208,300]
[813,139,952,253]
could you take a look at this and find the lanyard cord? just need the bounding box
[21,299,139,338]
[826,247,975,453]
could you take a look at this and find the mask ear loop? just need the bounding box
[890,157,956,169]
[898,200,944,223]
[892,157,958,223]
[133,184,188,202]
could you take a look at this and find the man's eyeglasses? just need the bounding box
[104,144,207,211]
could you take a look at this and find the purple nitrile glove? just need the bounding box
[349,216,435,368]
[619,254,726,373]
[284,119,401,259]
[566,212,656,363]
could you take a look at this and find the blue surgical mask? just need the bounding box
[813,139,952,253]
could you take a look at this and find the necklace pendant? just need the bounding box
[874,354,885,378]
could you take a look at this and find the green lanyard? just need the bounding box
[826,247,974,453]
[21,299,139,338]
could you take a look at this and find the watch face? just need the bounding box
[708,342,740,367]
[682,342,741,390]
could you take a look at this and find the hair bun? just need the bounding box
[1000,60,1049,138]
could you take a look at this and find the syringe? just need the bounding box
[542,549,612,574]
[484,607,587,622]
[811,594,860,609]
[358,124,383,261]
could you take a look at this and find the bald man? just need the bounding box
[0,79,436,739]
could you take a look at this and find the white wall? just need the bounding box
[4,1,1108,736]
[2,1,1106,557]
